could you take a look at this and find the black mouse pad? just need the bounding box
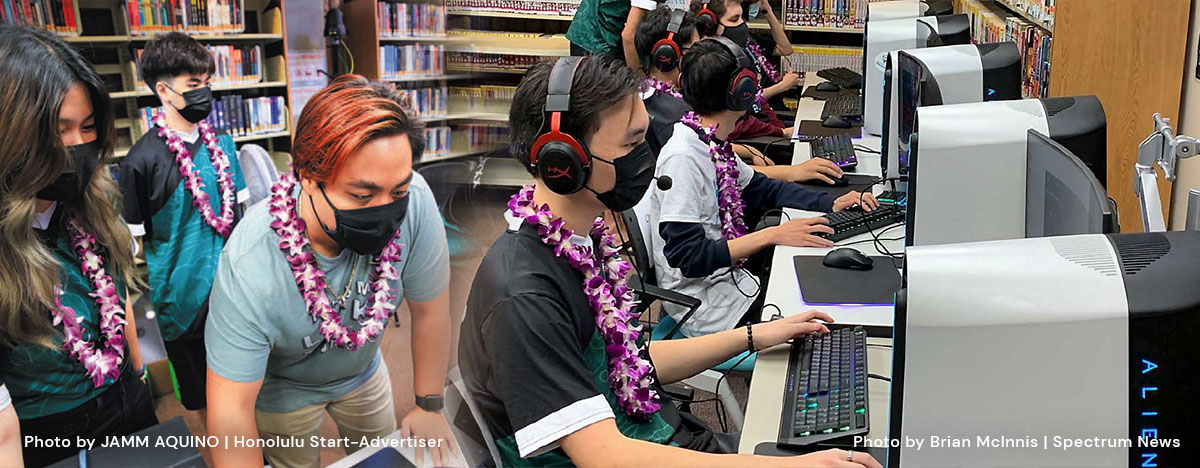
[793,255,901,305]
[802,85,842,101]
[754,441,888,463]
[796,120,862,139]
[794,173,880,199]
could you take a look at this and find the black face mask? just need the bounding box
[589,143,654,212]
[165,85,213,124]
[312,184,409,256]
[37,140,100,202]
[722,22,751,48]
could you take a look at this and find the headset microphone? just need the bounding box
[655,174,673,191]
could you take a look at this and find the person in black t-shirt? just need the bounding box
[459,55,883,468]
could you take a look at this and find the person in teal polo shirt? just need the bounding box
[118,32,248,416]
[0,25,155,467]
[567,0,662,68]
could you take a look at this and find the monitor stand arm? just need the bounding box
[1135,113,1200,232]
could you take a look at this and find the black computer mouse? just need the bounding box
[826,174,849,187]
[816,82,840,92]
[822,115,852,128]
[823,248,874,270]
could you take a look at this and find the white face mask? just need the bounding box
[747,3,760,20]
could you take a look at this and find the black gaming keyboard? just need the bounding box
[817,67,863,90]
[778,326,869,447]
[809,135,857,169]
[819,93,863,119]
[817,203,905,242]
[876,190,908,206]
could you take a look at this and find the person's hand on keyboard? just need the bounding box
[833,191,879,212]
[752,310,833,350]
[771,217,835,248]
[791,158,843,184]
[787,448,885,468]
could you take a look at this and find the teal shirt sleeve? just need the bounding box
[205,247,272,383]
[219,135,247,193]
[400,176,450,303]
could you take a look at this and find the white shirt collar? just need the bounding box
[158,122,201,144]
[32,201,58,230]
[505,209,593,249]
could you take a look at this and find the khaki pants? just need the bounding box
[255,361,396,468]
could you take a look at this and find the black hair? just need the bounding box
[138,32,216,96]
[509,56,639,176]
[680,39,738,114]
[635,5,698,70]
[690,0,727,38]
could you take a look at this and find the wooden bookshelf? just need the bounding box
[446,10,575,21]
[747,20,863,34]
[993,0,1053,32]
[63,33,284,43]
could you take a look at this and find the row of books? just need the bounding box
[782,45,862,74]
[378,1,446,38]
[422,126,452,161]
[381,44,445,79]
[447,52,538,72]
[784,0,883,29]
[0,0,80,35]
[456,123,508,150]
[997,0,1053,30]
[397,86,449,120]
[122,0,245,36]
[134,44,263,90]
[449,85,516,102]
[136,95,286,138]
[954,0,1051,98]
[445,0,579,17]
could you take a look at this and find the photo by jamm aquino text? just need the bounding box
[23,434,447,451]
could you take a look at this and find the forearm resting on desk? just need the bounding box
[207,370,263,467]
[648,327,749,384]
[727,228,778,262]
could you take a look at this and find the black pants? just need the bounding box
[18,366,159,467]
[162,301,209,411]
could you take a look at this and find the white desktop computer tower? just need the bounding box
[863,14,969,136]
[891,230,1200,467]
[904,96,1107,247]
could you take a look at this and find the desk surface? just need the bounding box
[741,77,899,459]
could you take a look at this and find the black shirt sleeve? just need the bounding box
[742,172,834,214]
[659,221,732,278]
[483,293,609,442]
[117,150,150,234]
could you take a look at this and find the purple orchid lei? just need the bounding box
[155,114,237,237]
[746,42,781,84]
[642,76,681,99]
[267,169,404,351]
[508,185,661,419]
[47,221,128,388]
[680,112,750,249]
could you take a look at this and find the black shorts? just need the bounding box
[162,302,208,411]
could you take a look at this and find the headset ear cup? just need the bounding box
[533,133,591,195]
[652,41,680,72]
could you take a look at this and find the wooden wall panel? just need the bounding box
[1049,0,1191,232]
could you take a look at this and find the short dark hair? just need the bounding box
[509,57,639,176]
[139,32,216,93]
[635,5,697,70]
[680,39,738,114]
[690,0,726,37]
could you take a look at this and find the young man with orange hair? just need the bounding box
[205,75,454,468]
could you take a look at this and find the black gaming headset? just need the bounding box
[529,57,592,195]
[707,36,759,112]
[695,0,717,35]
[652,8,686,72]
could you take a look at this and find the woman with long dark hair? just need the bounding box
[0,25,156,467]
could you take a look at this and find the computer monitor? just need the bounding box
[891,231,1200,467]
[862,0,954,78]
[882,43,1022,180]
[863,14,971,136]
[1026,129,1118,237]
[904,96,1107,247]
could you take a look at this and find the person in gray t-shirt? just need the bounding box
[205,76,453,468]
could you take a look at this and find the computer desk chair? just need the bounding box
[619,210,754,431]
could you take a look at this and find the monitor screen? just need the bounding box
[1025,130,1109,237]
[897,52,922,175]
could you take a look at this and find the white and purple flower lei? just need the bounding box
[48,221,128,388]
[155,114,237,237]
[267,170,403,351]
[747,42,781,84]
[680,112,750,249]
[508,185,661,419]
[641,76,681,99]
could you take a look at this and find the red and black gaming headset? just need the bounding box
[695,0,717,34]
[707,36,760,112]
[529,57,592,195]
[652,8,686,72]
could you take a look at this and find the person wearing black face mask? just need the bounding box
[118,32,249,419]
[706,0,801,117]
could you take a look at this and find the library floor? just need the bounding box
[153,186,749,467]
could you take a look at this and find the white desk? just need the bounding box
[740,78,900,460]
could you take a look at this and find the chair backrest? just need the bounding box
[236,143,279,208]
[620,208,656,286]
[445,367,502,468]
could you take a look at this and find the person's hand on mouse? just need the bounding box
[771,217,835,247]
[751,310,832,350]
[791,158,843,184]
[779,72,802,91]
[833,191,879,212]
